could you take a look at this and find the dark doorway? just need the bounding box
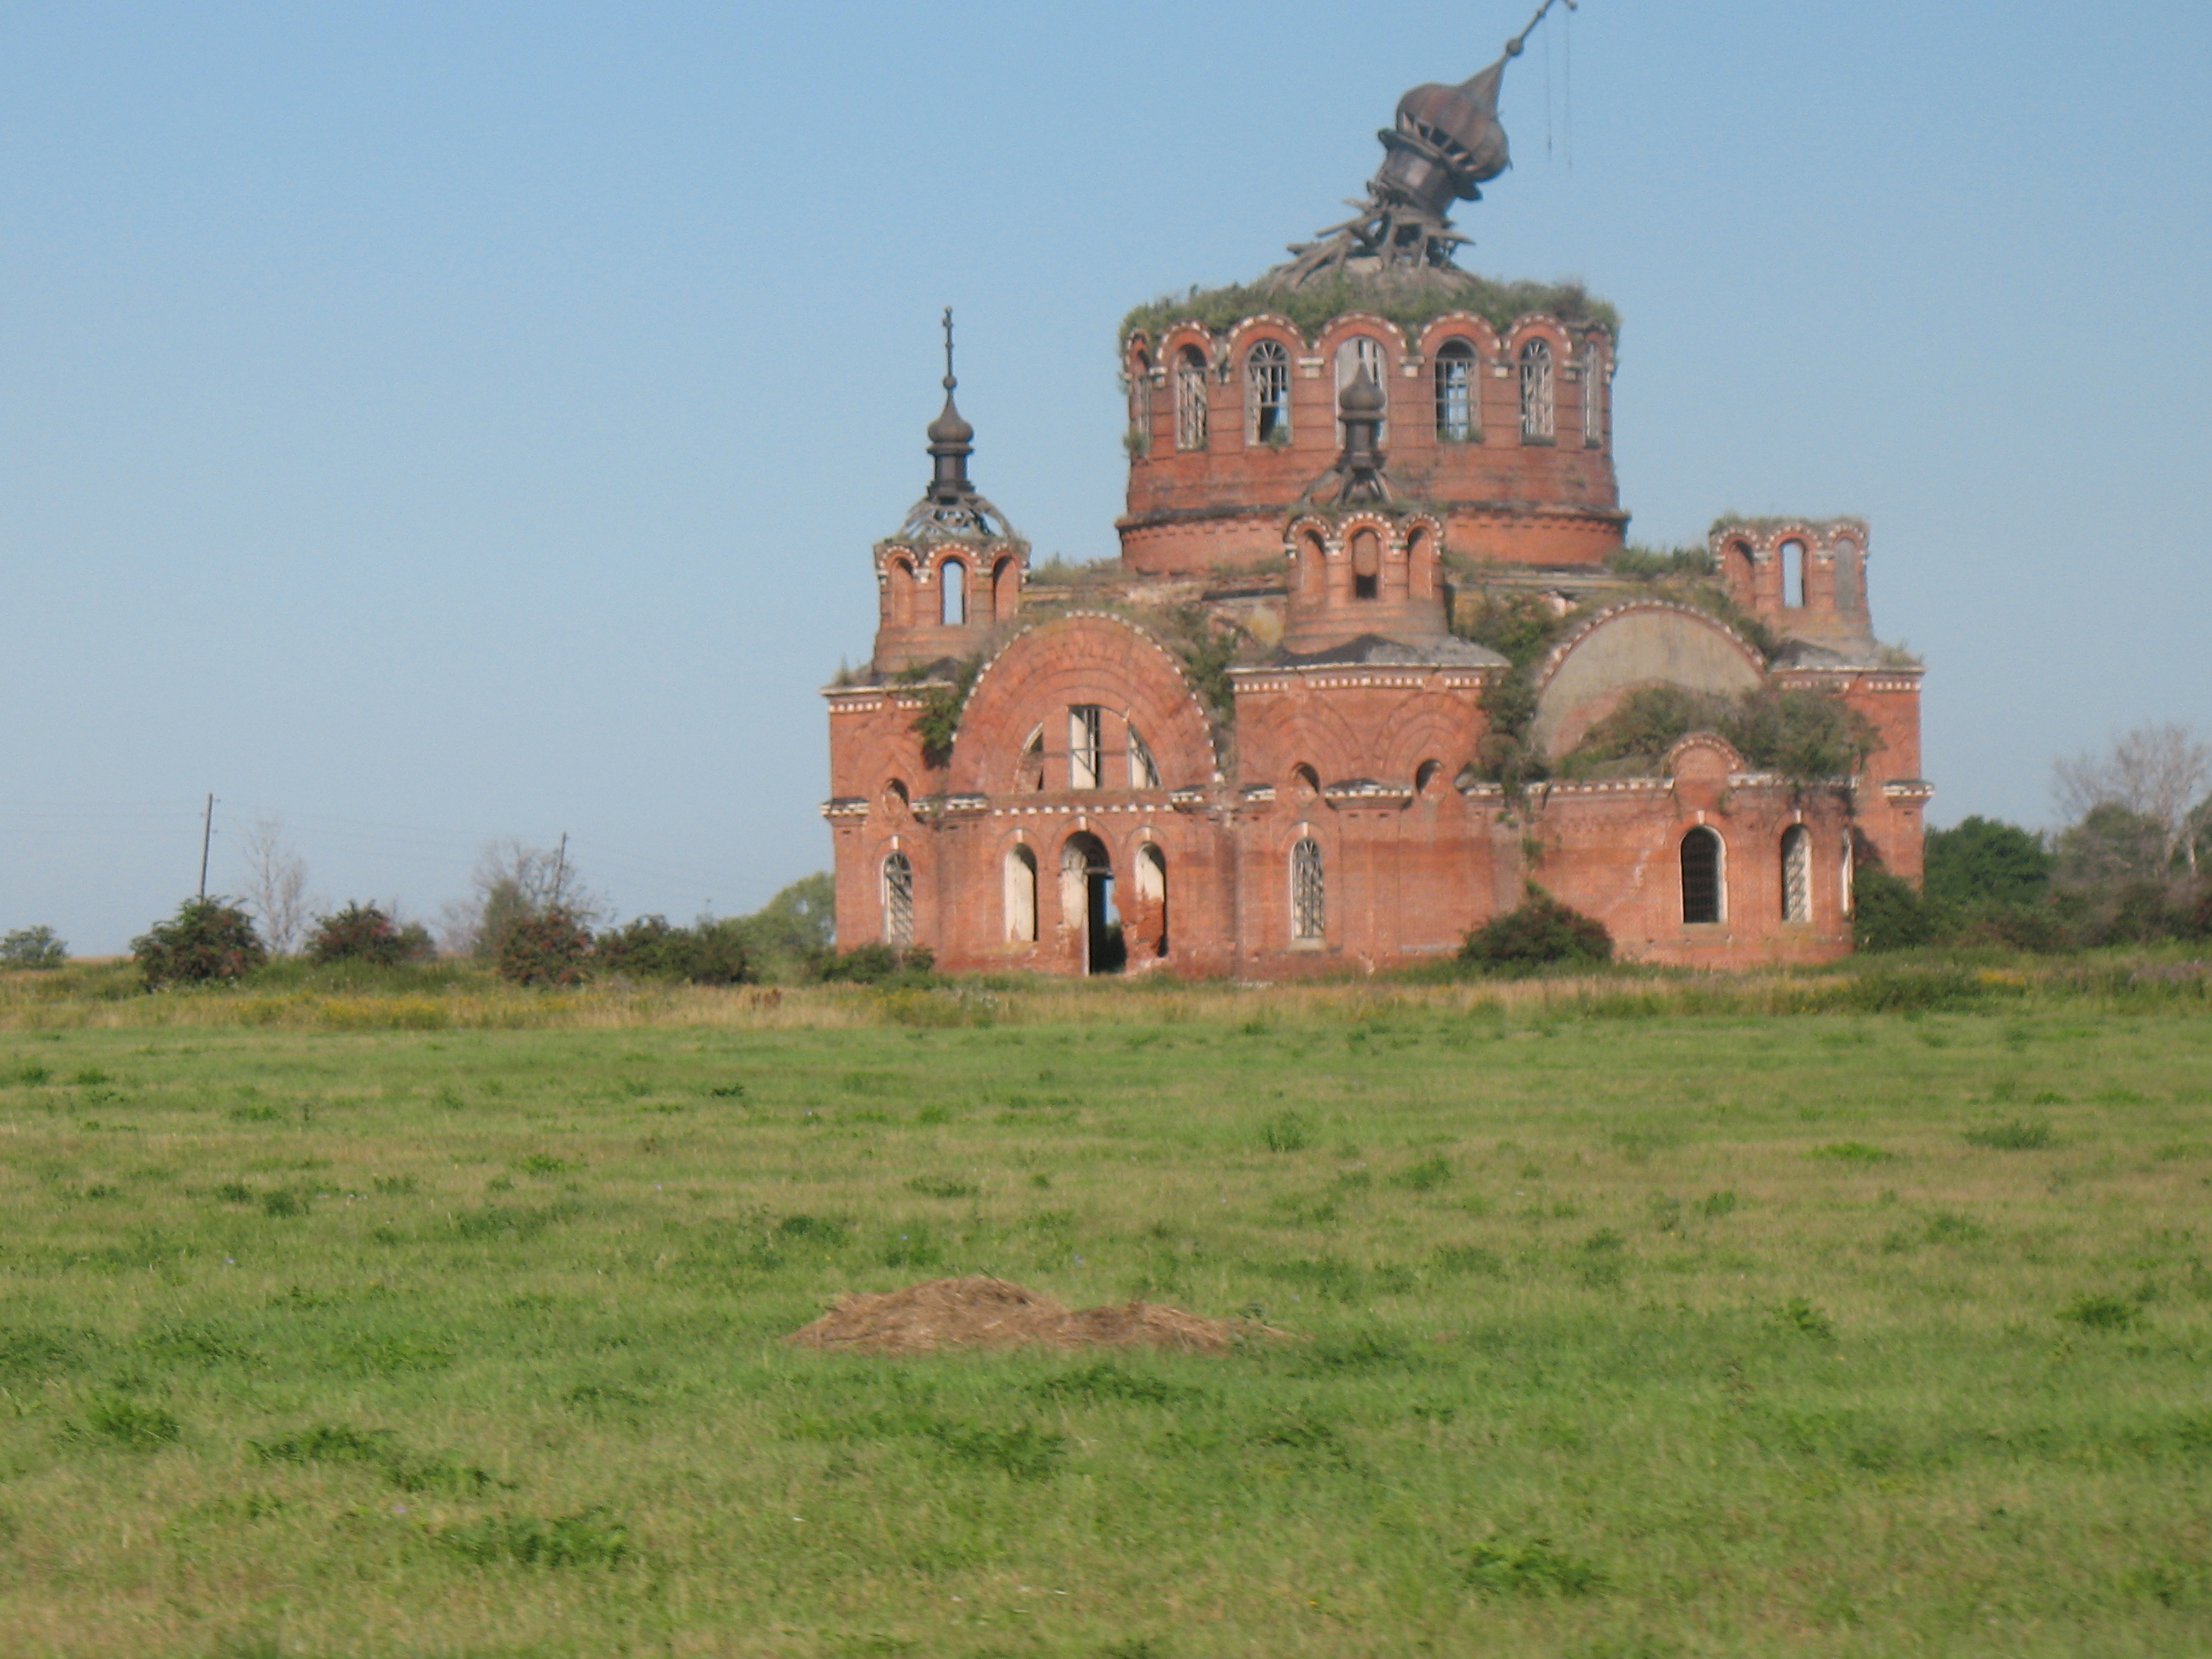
[1062,833,1124,975]
[1680,827,1723,925]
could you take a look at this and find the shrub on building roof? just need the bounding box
[1461,887,1612,971]
[1120,273,1619,348]
[1558,685,1879,786]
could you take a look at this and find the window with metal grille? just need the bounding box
[1581,342,1605,447]
[1519,340,1555,443]
[1435,339,1478,441]
[1068,705,1103,790]
[1128,723,1161,789]
[1781,825,1812,923]
[1174,348,1208,451]
[1245,341,1290,445]
[1291,837,1325,941]
[1680,828,1723,925]
[882,852,915,946]
[1335,336,1388,445]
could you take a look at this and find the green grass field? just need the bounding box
[1,973,2209,1656]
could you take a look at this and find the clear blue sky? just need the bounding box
[4,1,2208,952]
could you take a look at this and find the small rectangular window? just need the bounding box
[1068,706,1103,790]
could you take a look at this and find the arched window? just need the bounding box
[1127,349,1153,444]
[992,555,1020,622]
[1004,844,1038,943]
[1245,340,1290,446]
[940,558,967,626]
[1680,828,1723,925]
[1297,530,1329,602]
[1415,760,1442,795]
[1726,539,1755,603]
[1350,527,1381,600]
[1336,337,1388,445]
[1062,833,1120,975]
[887,556,917,630]
[1781,539,1807,608]
[1133,843,1168,958]
[882,851,915,947]
[1841,834,1857,918]
[1519,339,1555,442]
[1781,824,1812,923]
[1068,705,1103,790]
[1290,837,1325,942]
[1174,347,1209,451]
[1291,763,1321,799]
[1580,341,1606,448]
[1434,338,1478,442]
[1016,726,1045,792]
[1128,723,1161,789]
[1833,538,1861,612]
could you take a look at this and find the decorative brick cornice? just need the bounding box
[822,797,870,820]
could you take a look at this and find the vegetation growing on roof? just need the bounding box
[1605,543,1714,579]
[1121,272,1618,350]
[1556,684,1880,786]
[1451,589,1586,790]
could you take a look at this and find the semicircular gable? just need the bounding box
[1530,602,1767,761]
[947,613,1219,794]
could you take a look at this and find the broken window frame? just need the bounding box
[1068,705,1103,791]
[1128,722,1161,789]
[1245,340,1291,446]
[1434,338,1478,442]
[1519,339,1555,444]
[1174,347,1209,451]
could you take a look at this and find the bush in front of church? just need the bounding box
[1460,887,1613,971]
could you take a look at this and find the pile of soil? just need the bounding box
[784,1276,1266,1357]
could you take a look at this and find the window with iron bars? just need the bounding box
[1519,339,1555,443]
[1068,705,1103,790]
[1174,349,1209,451]
[882,852,915,946]
[1290,837,1325,941]
[1781,825,1812,924]
[1434,339,1478,442]
[1580,342,1604,448]
[1245,341,1290,446]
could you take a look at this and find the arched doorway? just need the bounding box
[1060,833,1123,975]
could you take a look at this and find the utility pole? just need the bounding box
[197,794,216,900]
[551,832,568,908]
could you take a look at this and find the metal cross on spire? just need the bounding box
[942,306,957,392]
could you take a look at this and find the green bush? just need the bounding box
[597,916,754,986]
[495,911,593,987]
[1849,870,1933,952]
[1461,887,1612,969]
[1561,684,1878,783]
[0,926,67,969]
[308,903,433,967]
[1924,817,2052,909]
[131,899,267,989]
[818,945,933,985]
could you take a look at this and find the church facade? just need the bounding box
[822,28,1929,979]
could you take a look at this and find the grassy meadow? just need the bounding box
[0,966,2209,1656]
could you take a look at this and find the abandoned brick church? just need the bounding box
[824,14,1930,977]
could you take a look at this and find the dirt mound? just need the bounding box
[784,1276,1264,1357]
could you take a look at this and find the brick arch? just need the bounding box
[1417,313,1503,360]
[1315,313,1409,358]
[1529,601,1769,761]
[946,613,1218,795]
[1251,699,1368,789]
[1379,705,1478,786]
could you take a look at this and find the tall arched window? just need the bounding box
[1434,339,1478,441]
[991,555,1020,622]
[1841,834,1856,918]
[1519,339,1555,442]
[1350,527,1381,600]
[1680,828,1723,925]
[1725,539,1755,604]
[1291,837,1325,942]
[1781,824,1812,923]
[1134,843,1168,959]
[1127,349,1153,445]
[1174,347,1209,451]
[1580,341,1606,448]
[940,558,967,626]
[882,851,915,947]
[1833,538,1861,613]
[1335,337,1388,445]
[1781,539,1807,608]
[1004,844,1038,943]
[887,556,917,630]
[1245,340,1290,445]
